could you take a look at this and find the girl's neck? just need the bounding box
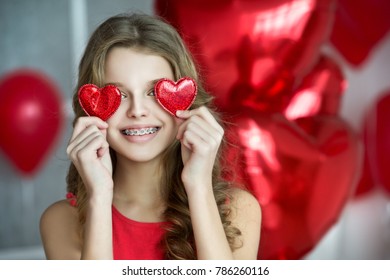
[112,156,166,222]
[112,156,163,205]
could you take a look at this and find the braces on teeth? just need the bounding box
[123,127,158,136]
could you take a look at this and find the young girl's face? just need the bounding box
[104,46,178,163]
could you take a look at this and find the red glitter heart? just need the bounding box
[155,77,197,116]
[78,84,121,121]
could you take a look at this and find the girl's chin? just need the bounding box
[114,148,162,164]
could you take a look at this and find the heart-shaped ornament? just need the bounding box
[78,84,121,121]
[155,77,197,116]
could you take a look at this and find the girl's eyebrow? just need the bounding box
[104,79,165,88]
[148,78,164,87]
[103,82,123,87]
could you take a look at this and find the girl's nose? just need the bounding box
[126,96,149,118]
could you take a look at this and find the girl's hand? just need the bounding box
[176,106,224,195]
[66,116,113,199]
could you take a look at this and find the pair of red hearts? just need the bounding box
[78,77,197,121]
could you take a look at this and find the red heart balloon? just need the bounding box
[283,55,346,120]
[330,0,390,66]
[78,84,121,121]
[0,69,64,176]
[222,55,362,259]
[155,0,334,112]
[154,77,197,116]
[353,112,376,198]
[225,110,362,259]
[363,90,390,195]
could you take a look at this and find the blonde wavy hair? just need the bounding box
[66,13,241,259]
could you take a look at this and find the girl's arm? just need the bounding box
[187,186,261,259]
[176,107,261,259]
[40,117,114,259]
[81,193,113,259]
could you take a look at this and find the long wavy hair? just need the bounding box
[66,13,241,259]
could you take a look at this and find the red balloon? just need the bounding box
[0,69,64,176]
[155,0,362,259]
[225,110,362,259]
[330,0,390,66]
[284,55,346,120]
[353,114,376,197]
[155,0,335,112]
[363,90,390,195]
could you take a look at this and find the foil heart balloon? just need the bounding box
[330,0,390,66]
[222,56,362,259]
[362,90,390,195]
[224,110,362,259]
[78,84,121,121]
[283,55,346,120]
[156,0,362,259]
[155,0,335,112]
[155,77,197,116]
[354,126,376,197]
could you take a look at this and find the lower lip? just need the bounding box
[121,130,159,143]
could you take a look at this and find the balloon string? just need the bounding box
[21,179,35,244]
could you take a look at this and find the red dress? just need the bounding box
[112,206,166,260]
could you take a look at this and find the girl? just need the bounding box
[40,13,261,260]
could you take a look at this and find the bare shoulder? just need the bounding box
[41,199,76,218]
[229,188,262,259]
[40,199,82,259]
[40,199,79,232]
[230,188,261,218]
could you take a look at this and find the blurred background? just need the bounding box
[0,0,389,259]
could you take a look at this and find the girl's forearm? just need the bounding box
[81,197,113,259]
[188,188,234,260]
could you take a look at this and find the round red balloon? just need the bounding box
[0,69,64,176]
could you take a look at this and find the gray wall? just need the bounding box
[0,0,153,252]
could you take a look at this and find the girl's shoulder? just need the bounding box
[229,187,261,213]
[228,187,262,231]
[228,187,262,259]
[40,199,81,259]
[40,199,78,225]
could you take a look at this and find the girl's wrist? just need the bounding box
[87,190,113,207]
[185,182,215,201]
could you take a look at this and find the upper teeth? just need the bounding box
[122,127,158,136]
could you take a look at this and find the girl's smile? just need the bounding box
[120,125,161,143]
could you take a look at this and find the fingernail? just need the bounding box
[176,110,183,117]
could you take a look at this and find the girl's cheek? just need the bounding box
[107,104,126,124]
